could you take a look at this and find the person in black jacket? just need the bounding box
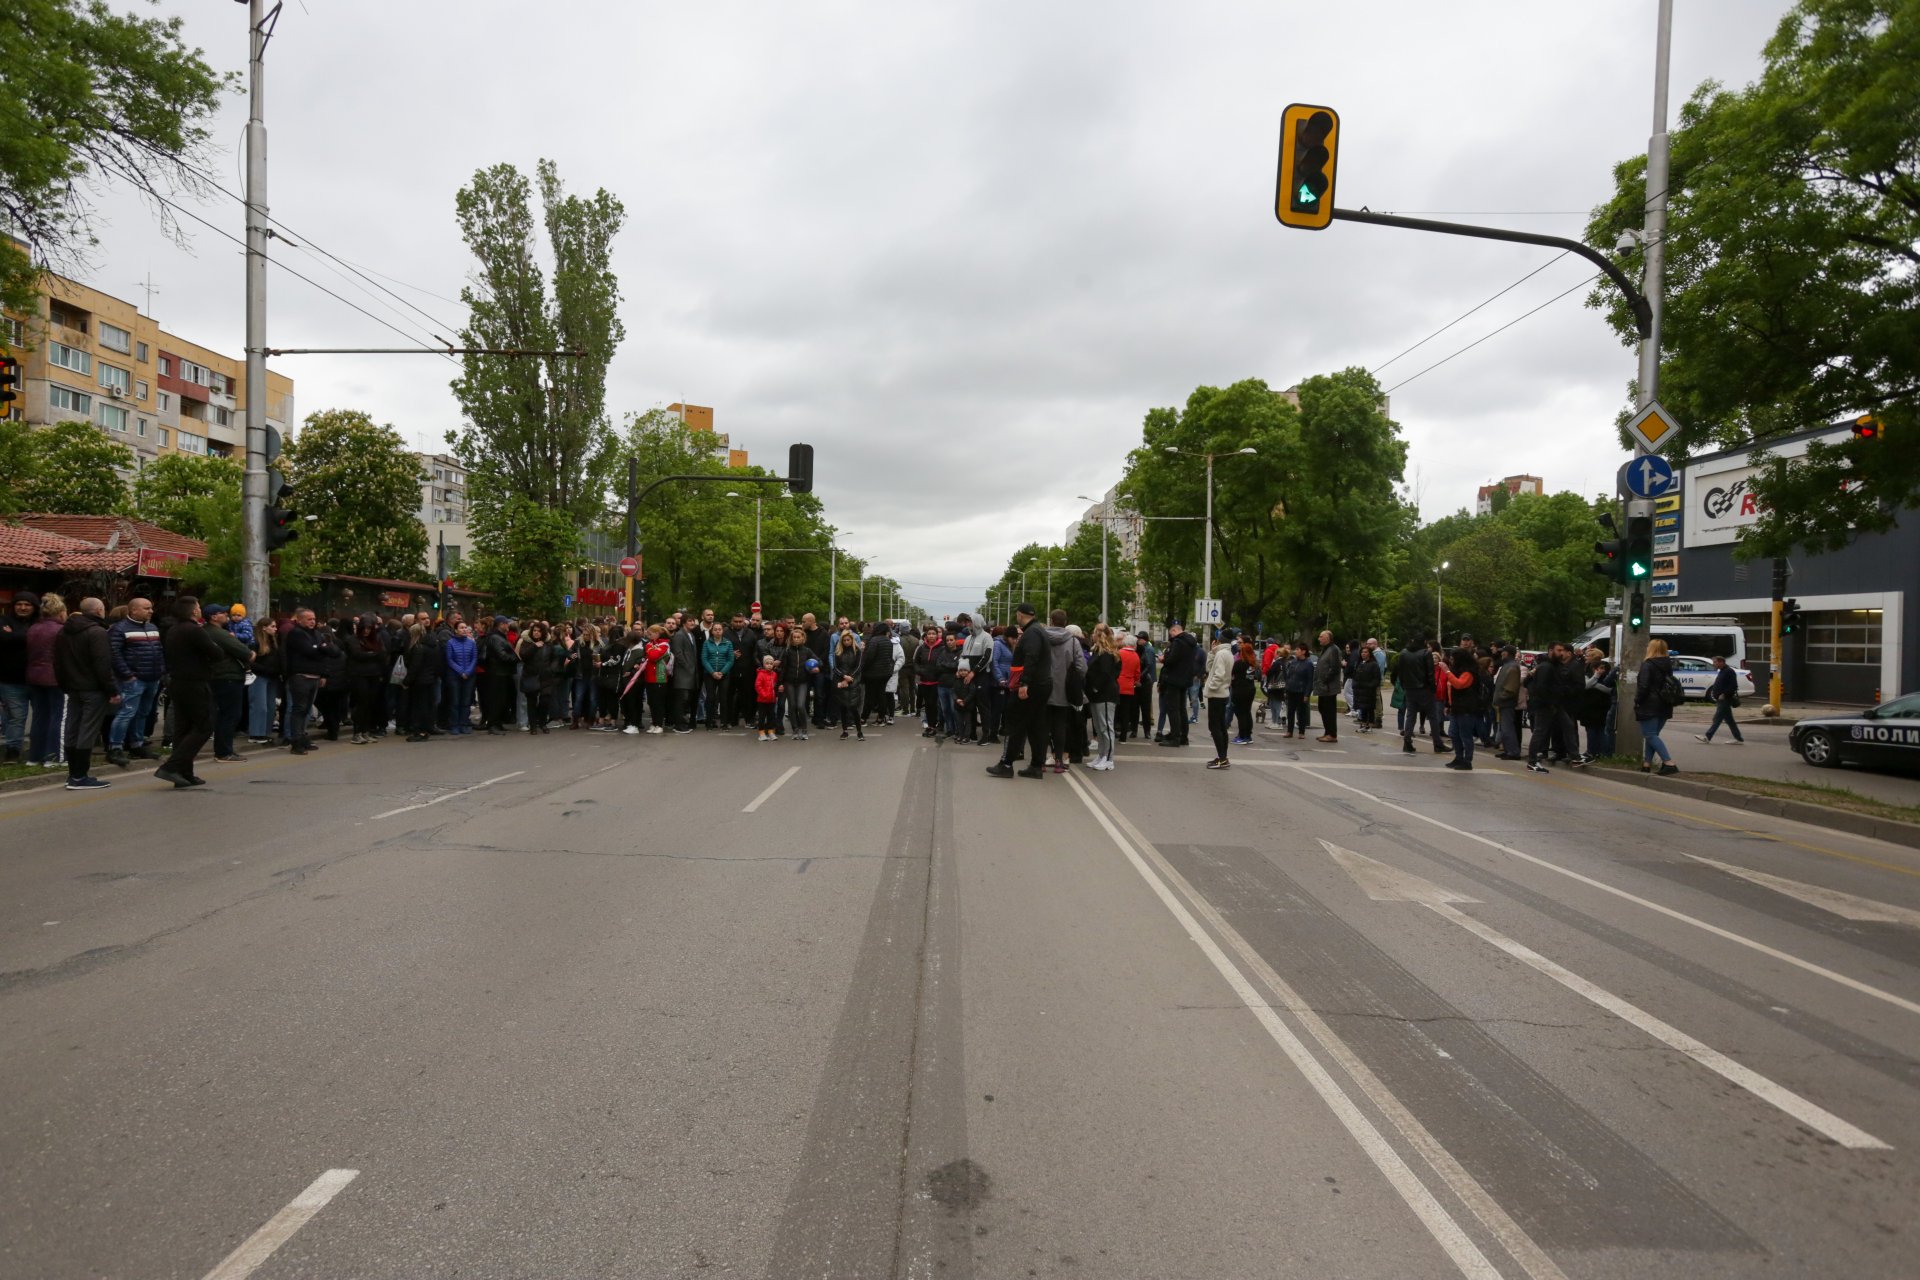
[988,604,1053,778]
[1155,622,1198,746]
[404,623,445,741]
[860,620,896,726]
[53,598,118,789]
[1395,636,1442,755]
[155,596,223,787]
[1351,639,1383,733]
[282,608,337,755]
[343,617,390,744]
[481,616,518,733]
[1634,639,1680,775]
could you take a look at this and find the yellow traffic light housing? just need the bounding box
[1276,103,1339,230]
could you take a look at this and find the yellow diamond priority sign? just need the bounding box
[1625,401,1681,453]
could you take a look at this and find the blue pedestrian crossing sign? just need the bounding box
[1621,454,1676,499]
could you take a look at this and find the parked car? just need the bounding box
[1789,692,1920,770]
[1669,654,1758,702]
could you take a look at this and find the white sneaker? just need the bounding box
[1694,733,1712,743]
[647,726,664,734]
[622,725,640,735]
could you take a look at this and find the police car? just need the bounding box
[1670,655,1758,702]
[1789,692,1920,771]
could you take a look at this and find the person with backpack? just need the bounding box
[1634,638,1682,775]
[1694,654,1745,746]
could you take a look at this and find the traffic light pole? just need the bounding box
[1769,558,1786,711]
[1330,209,1654,339]
[1613,0,1674,767]
[239,0,275,624]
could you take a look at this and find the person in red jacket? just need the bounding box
[1115,633,1141,743]
[753,652,782,742]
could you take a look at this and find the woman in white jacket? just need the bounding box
[1203,626,1238,770]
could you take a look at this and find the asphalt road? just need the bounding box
[3,715,1918,1278]
[1647,702,1920,807]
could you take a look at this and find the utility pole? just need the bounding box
[239,0,277,623]
[624,457,638,627]
[1615,0,1672,765]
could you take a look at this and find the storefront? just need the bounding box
[1663,424,1912,705]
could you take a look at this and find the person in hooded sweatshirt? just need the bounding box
[0,589,39,764]
[1042,610,1084,773]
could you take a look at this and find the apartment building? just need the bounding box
[1,266,294,468]
[417,452,467,573]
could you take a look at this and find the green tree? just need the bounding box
[6,419,132,513]
[1585,0,1919,555]
[448,160,625,528]
[0,421,39,516]
[0,0,231,315]
[132,452,239,539]
[1118,371,1409,639]
[282,409,429,580]
[461,494,576,618]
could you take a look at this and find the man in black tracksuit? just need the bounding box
[987,603,1053,779]
[1396,636,1444,754]
[156,596,224,787]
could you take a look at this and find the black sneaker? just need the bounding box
[985,763,1014,778]
[153,766,193,788]
[1526,761,1549,774]
[1016,766,1046,779]
[1657,763,1679,776]
[65,775,110,791]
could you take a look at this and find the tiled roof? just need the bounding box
[0,516,207,574]
[0,524,105,572]
[14,514,206,558]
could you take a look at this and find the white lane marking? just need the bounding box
[742,766,802,813]
[1113,758,1448,771]
[1290,766,1920,1020]
[200,1168,359,1280]
[369,771,526,820]
[1428,901,1890,1150]
[1327,836,1891,1148]
[1062,772,1532,1280]
[1684,854,1920,927]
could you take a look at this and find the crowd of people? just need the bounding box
[0,585,1698,791]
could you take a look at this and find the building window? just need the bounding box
[157,391,172,411]
[49,384,93,416]
[99,363,132,395]
[136,417,148,438]
[135,379,149,401]
[100,403,130,433]
[136,340,149,362]
[157,427,171,447]
[175,431,206,455]
[49,342,91,375]
[159,355,173,376]
[1803,609,1882,666]
[99,322,132,353]
[210,372,230,396]
[48,300,89,333]
[2,316,22,347]
[210,405,232,427]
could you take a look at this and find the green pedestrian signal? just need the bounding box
[1275,103,1339,231]
[1624,512,1654,583]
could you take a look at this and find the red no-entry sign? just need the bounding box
[619,556,640,578]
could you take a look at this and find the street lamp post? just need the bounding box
[1164,446,1257,635]
[1432,560,1450,641]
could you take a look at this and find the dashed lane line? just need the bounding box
[199,1168,358,1280]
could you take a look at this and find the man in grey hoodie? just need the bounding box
[1042,610,1085,769]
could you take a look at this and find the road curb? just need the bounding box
[1589,764,1920,851]
[0,737,284,796]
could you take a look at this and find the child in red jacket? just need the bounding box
[754,652,782,742]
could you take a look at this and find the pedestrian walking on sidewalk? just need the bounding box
[1635,639,1682,776]
[1695,654,1746,745]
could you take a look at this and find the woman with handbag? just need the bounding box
[1634,638,1681,775]
[516,623,554,735]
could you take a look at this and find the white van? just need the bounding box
[1571,618,1749,670]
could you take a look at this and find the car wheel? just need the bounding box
[1799,729,1838,767]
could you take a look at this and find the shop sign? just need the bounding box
[379,591,412,608]
[1651,579,1680,598]
[136,547,190,578]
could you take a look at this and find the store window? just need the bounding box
[1803,609,1882,666]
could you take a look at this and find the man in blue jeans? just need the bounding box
[1695,655,1746,745]
[106,596,164,768]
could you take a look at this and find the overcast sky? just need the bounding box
[86,0,1790,616]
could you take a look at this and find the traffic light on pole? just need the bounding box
[1275,103,1339,230]
[1628,589,1647,631]
[786,442,814,495]
[0,355,19,412]
[265,466,299,551]
[1592,512,1624,583]
[1782,598,1803,636]
[1624,512,1654,585]
[1853,415,1881,440]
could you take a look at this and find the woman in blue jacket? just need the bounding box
[700,624,734,729]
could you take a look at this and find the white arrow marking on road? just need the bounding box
[200,1168,359,1280]
[1322,842,1481,904]
[1684,854,1920,928]
[1322,842,1890,1150]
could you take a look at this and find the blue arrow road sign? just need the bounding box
[1621,454,1676,499]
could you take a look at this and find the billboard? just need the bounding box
[1681,428,1849,549]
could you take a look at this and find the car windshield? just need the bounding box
[1875,692,1920,719]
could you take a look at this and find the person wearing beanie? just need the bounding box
[200,604,254,763]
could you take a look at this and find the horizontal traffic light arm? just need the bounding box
[1329,208,1653,339]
